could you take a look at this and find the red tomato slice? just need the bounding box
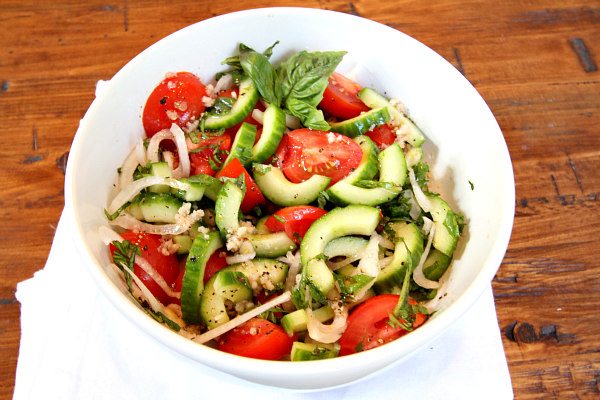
[275,129,362,184]
[203,250,229,283]
[216,158,266,213]
[217,318,294,360]
[109,231,180,305]
[366,124,396,149]
[142,72,207,137]
[319,72,370,119]
[189,134,232,177]
[339,295,427,356]
[265,206,327,243]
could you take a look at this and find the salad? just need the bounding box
[101,42,463,361]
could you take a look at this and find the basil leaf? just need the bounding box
[240,50,280,104]
[285,97,330,130]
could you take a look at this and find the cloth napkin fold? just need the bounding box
[14,210,513,399]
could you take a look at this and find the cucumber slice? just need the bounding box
[126,202,144,220]
[323,236,369,259]
[358,87,425,147]
[428,195,460,256]
[375,221,423,291]
[203,78,259,130]
[329,107,390,138]
[291,341,339,361]
[215,180,245,238]
[181,231,223,324]
[341,135,379,184]
[172,174,222,202]
[222,122,257,168]
[247,232,297,258]
[280,306,334,335]
[255,216,271,234]
[138,193,183,223]
[379,143,407,186]
[200,269,253,329]
[173,235,193,254]
[148,162,172,193]
[405,146,423,168]
[305,258,335,296]
[251,104,286,163]
[301,205,381,267]
[423,249,452,281]
[252,164,330,206]
[229,258,289,289]
[327,181,401,206]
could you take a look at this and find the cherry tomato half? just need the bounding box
[275,129,362,184]
[142,72,207,137]
[265,206,327,243]
[339,295,427,356]
[366,124,396,149]
[216,158,266,212]
[189,134,232,177]
[319,72,370,120]
[217,318,294,360]
[109,231,180,305]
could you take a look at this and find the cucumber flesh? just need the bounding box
[323,236,369,259]
[329,107,390,138]
[290,342,339,361]
[174,174,222,201]
[379,143,407,186]
[251,103,286,163]
[215,180,245,238]
[203,78,259,130]
[222,122,257,168]
[253,164,330,206]
[181,231,223,324]
[247,232,297,258]
[338,135,379,185]
[148,162,172,193]
[423,249,452,281]
[200,269,253,329]
[229,258,289,289]
[427,195,460,257]
[280,306,334,335]
[327,181,401,206]
[138,193,183,223]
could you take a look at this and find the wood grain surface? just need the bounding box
[1,1,599,398]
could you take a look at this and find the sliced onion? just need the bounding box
[163,151,175,170]
[146,129,172,163]
[214,73,233,93]
[170,123,190,178]
[422,216,434,236]
[407,190,422,220]
[135,139,147,166]
[413,223,440,289]
[378,255,394,268]
[408,167,432,213]
[327,255,361,271]
[107,176,191,215]
[111,210,203,236]
[352,233,381,300]
[251,109,264,125]
[193,291,292,344]
[225,248,256,264]
[285,114,301,129]
[122,264,166,312]
[306,303,348,343]
[98,225,123,245]
[119,147,140,190]
[378,235,395,250]
[278,251,302,312]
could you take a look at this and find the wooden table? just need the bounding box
[1,1,598,398]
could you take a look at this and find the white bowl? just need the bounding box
[65,7,514,390]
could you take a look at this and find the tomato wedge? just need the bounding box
[339,295,427,356]
[265,206,327,243]
[216,158,266,212]
[189,134,231,177]
[109,231,180,305]
[275,129,362,184]
[366,124,396,149]
[319,72,370,119]
[217,318,294,360]
[142,72,207,137]
[202,250,229,283]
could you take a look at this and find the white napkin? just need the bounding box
[14,209,513,399]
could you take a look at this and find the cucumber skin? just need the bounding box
[222,122,257,168]
[329,107,391,138]
[138,193,183,223]
[247,232,297,258]
[203,78,259,130]
[180,231,223,324]
[251,104,286,163]
[200,269,253,329]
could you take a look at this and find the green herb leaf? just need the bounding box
[240,50,280,105]
[285,97,330,130]
[273,214,286,223]
[146,309,181,331]
[111,239,140,288]
[413,161,430,189]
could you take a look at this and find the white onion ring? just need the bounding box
[214,73,233,93]
[118,147,140,190]
[413,223,440,289]
[326,255,361,271]
[110,211,203,236]
[306,304,348,343]
[251,109,264,125]
[135,139,147,165]
[408,167,432,213]
[352,234,381,300]
[169,123,190,178]
[107,176,191,215]
[146,129,172,163]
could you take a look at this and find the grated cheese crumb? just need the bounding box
[166,110,178,121]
